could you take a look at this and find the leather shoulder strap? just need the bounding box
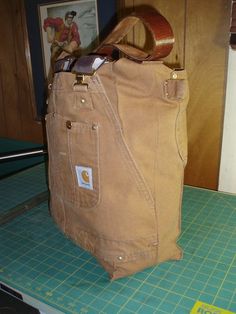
[95,9,174,61]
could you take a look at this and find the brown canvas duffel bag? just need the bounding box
[45,9,189,280]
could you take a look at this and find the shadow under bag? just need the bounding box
[46,9,189,279]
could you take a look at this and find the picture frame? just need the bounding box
[24,0,117,118]
[38,0,99,79]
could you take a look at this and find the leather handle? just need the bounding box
[95,9,174,61]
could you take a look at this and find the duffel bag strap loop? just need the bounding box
[95,8,174,61]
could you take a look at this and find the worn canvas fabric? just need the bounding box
[45,10,189,279]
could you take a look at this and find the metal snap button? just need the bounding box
[66,121,72,129]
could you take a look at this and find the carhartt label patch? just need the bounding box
[75,166,93,190]
[190,301,235,314]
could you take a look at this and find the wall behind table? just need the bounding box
[0,0,117,145]
[121,0,230,190]
[0,0,44,144]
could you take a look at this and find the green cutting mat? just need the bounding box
[0,163,47,216]
[0,166,235,313]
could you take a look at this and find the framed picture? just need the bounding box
[24,0,117,118]
[38,0,99,79]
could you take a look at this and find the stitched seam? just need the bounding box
[56,211,156,242]
[69,122,100,209]
[154,103,160,261]
[67,125,77,206]
[96,72,155,209]
[175,103,187,165]
[173,102,185,255]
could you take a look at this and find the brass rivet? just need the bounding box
[81,98,86,104]
[172,72,178,79]
[92,124,98,130]
[66,121,72,129]
[117,256,123,260]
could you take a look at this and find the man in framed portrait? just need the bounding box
[43,10,81,63]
